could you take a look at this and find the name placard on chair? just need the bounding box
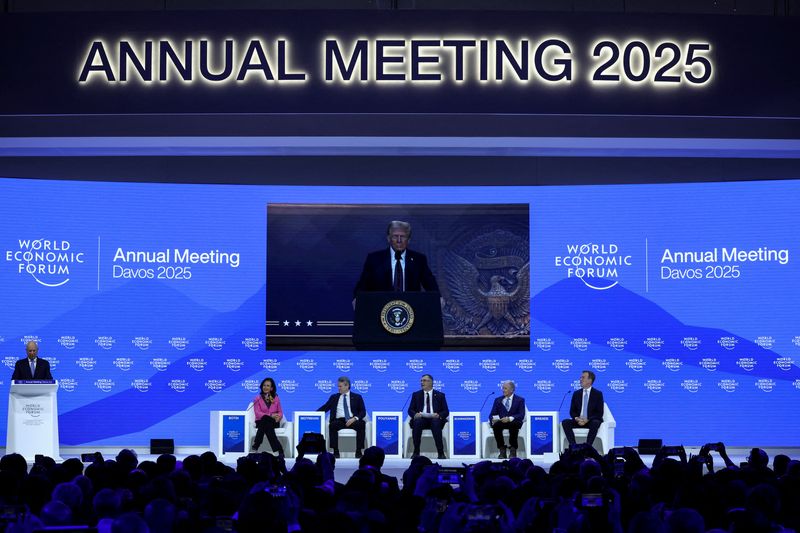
[527,411,559,462]
[371,411,403,458]
[210,410,248,458]
[294,411,325,446]
[449,412,481,459]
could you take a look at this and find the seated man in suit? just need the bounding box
[489,380,526,458]
[407,373,449,459]
[561,370,605,449]
[353,220,439,307]
[317,376,367,458]
[12,341,53,380]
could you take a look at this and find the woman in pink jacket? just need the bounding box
[252,377,285,456]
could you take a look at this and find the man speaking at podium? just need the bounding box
[353,220,439,303]
[12,341,53,380]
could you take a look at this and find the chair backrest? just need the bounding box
[602,402,616,427]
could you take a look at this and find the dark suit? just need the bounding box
[12,357,53,380]
[407,389,449,455]
[561,387,605,446]
[354,248,439,296]
[489,394,526,449]
[317,392,367,453]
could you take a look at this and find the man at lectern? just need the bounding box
[317,376,367,458]
[353,220,439,307]
[12,341,53,381]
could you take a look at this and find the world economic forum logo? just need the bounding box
[773,357,795,371]
[607,379,628,393]
[533,338,555,351]
[644,379,665,393]
[461,380,481,393]
[261,358,280,371]
[77,357,97,371]
[169,379,189,392]
[224,358,245,372]
[334,359,353,372]
[279,379,299,393]
[570,338,591,351]
[297,358,317,372]
[643,337,664,351]
[94,336,116,350]
[681,379,701,393]
[241,379,260,393]
[169,337,190,350]
[443,359,463,372]
[534,380,555,393]
[755,379,776,392]
[150,358,170,371]
[187,358,207,371]
[554,243,633,290]
[589,359,609,372]
[94,379,115,392]
[131,379,151,392]
[662,358,683,371]
[113,357,134,371]
[353,379,372,393]
[58,336,79,349]
[315,380,334,393]
[370,359,390,372]
[717,379,738,392]
[205,379,226,392]
[241,337,263,351]
[516,359,535,372]
[736,357,757,371]
[625,358,646,372]
[60,378,78,392]
[552,359,572,372]
[5,238,86,287]
[388,380,409,394]
[406,359,426,372]
[699,358,720,371]
[131,336,152,350]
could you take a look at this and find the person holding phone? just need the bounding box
[252,377,285,457]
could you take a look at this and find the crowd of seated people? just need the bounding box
[0,442,798,532]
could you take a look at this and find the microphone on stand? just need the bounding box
[557,388,573,415]
[401,390,413,417]
[480,391,496,415]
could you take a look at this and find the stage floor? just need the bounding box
[39,446,798,487]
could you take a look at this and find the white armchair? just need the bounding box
[403,416,449,458]
[561,402,616,454]
[482,409,529,458]
[325,415,370,457]
[246,402,293,457]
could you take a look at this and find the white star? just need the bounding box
[306,320,313,326]
[283,320,290,326]
[294,320,301,326]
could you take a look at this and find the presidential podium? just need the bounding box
[6,381,61,460]
[353,291,443,350]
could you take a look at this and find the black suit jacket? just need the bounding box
[12,357,53,380]
[317,392,367,420]
[569,388,604,423]
[407,389,449,423]
[354,248,439,296]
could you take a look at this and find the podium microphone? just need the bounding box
[479,391,495,414]
[558,388,573,414]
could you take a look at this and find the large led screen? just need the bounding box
[1,178,797,447]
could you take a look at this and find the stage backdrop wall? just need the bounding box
[1,177,798,447]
